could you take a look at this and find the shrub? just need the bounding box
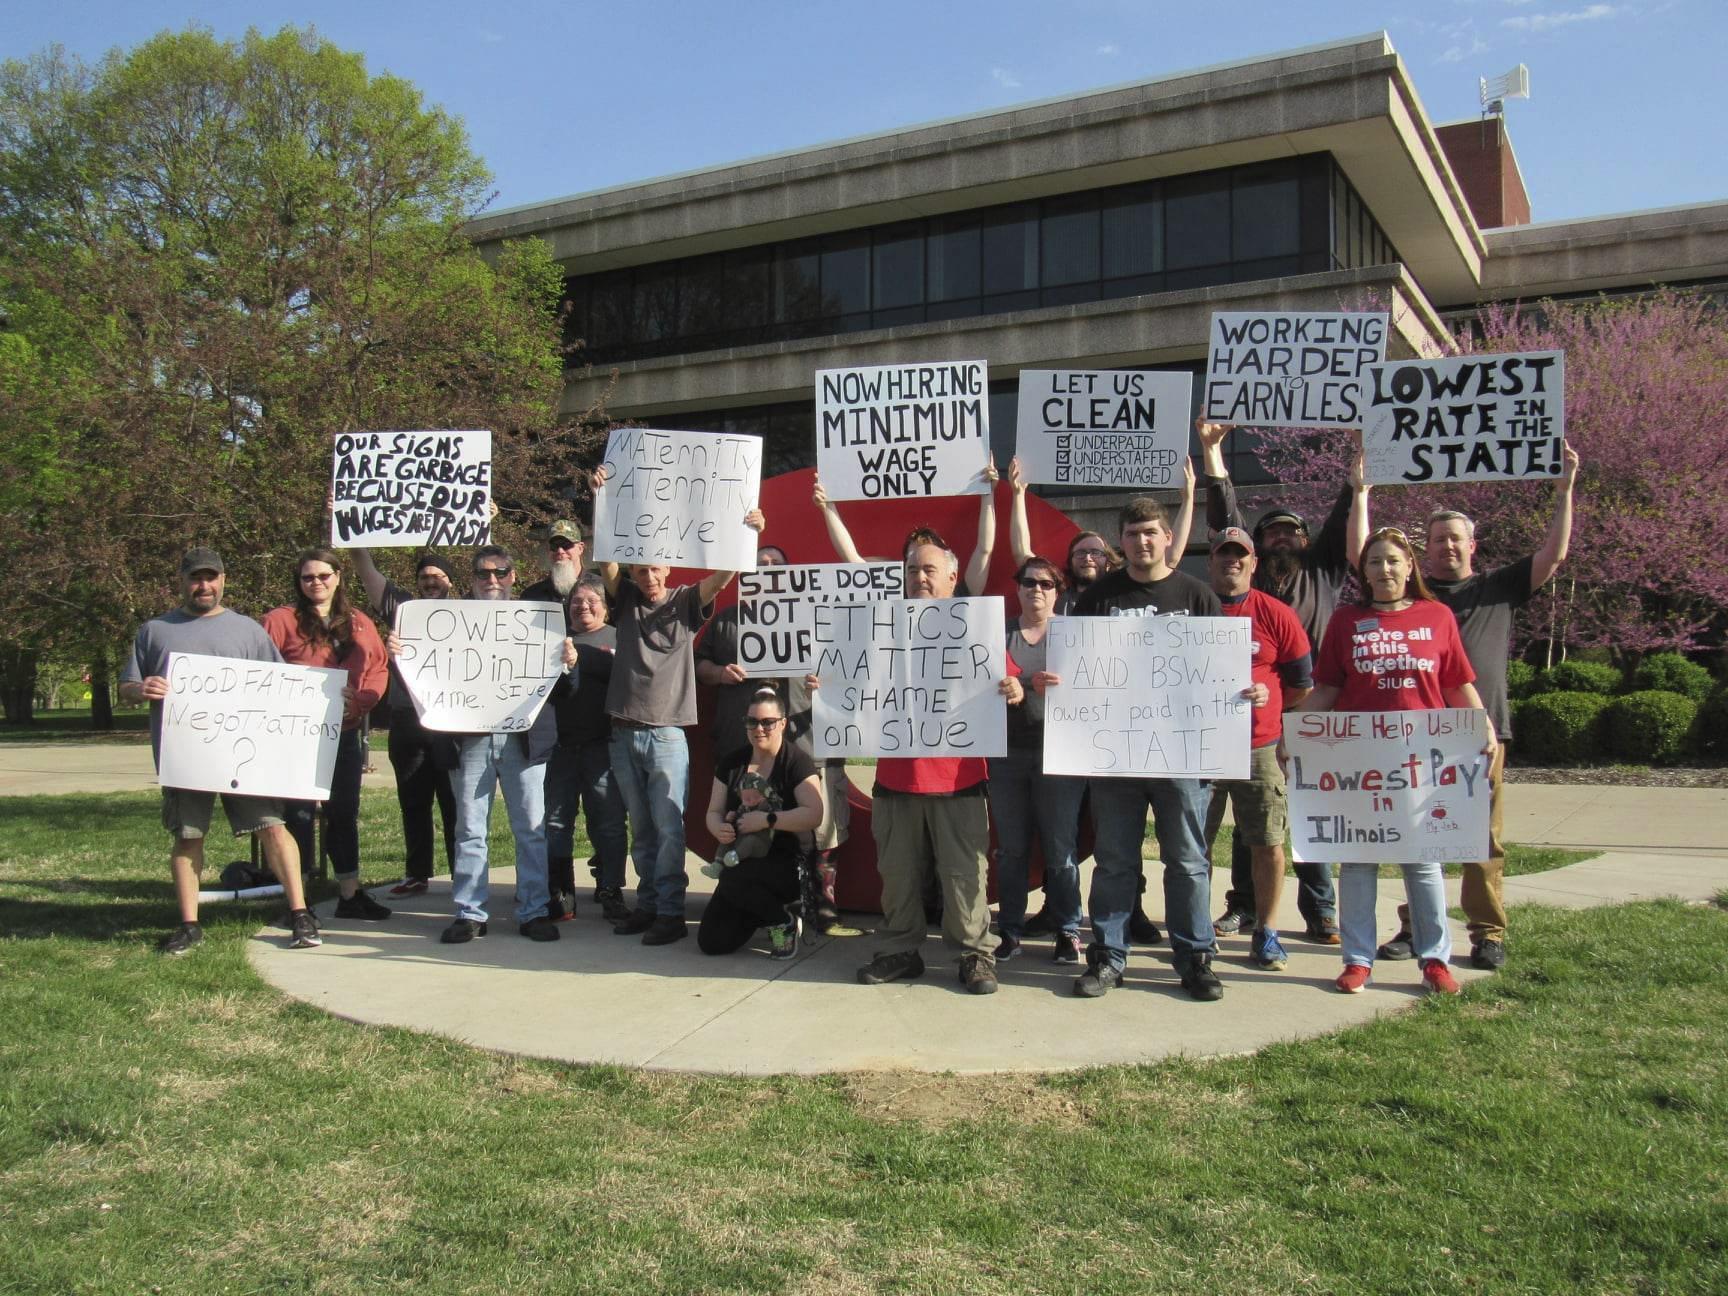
[1531,660,1623,697]
[1602,690,1698,765]
[1693,687,1728,758]
[1516,691,1610,765]
[1628,651,1715,702]
[1506,659,1537,701]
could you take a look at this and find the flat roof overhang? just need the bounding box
[1475,200,1728,303]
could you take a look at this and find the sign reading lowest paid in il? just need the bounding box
[591,427,764,571]
[815,361,991,501]
[330,430,491,548]
[393,600,568,733]
[1015,370,1194,489]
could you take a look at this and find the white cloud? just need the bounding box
[991,67,1022,89]
[1096,42,1119,56]
[1501,4,1617,32]
[1436,34,1490,63]
[477,29,505,44]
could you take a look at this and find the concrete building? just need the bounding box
[468,31,1728,522]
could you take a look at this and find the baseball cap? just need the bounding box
[1210,526,1255,555]
[179,547,225,577]
[548,520,584,544]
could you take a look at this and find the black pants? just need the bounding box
[697,848,801,955]
[286,728,364,879]
[388,713,456,880]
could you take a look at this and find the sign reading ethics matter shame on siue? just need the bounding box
[1203,312,1387,429]
[157,654,347,800]
[393,600,568,733]
[1014,370,1194,489]
[1042,616,1253,779]
[810,597,1006,758]
[329,430,491,548]
[591,428,763,571]
[1360,351,1565,484]
[1285,708,1491,864]
[736,562,903,678]
[815,361,991,501]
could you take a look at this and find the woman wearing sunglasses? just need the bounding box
[262,547,390,920]
[1294,527,1495,995]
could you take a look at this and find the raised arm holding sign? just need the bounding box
[590,427,763,570]
[815,361,991,502]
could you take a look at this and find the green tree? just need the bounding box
[0,26,601,724]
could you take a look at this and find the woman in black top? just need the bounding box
[698,689,825,959]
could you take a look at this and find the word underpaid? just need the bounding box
[1203,312,1388,429]
[1015,369,1194,488]
[815,361,990,501]
[591,427,763,570]
[1360,351,1565,484]
[330,430,491,548]
[393,600,567,733]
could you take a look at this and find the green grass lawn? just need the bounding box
[0,706,151,743]
[2,791,1724,1292]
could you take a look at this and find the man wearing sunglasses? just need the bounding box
[521,519,587,620]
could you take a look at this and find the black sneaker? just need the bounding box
[1129,908,1164,945]
[441,918,488,944]
[641,915,687,946]
[1212,908,1255,937]
[519,915,561,942]
[1180,955,1224,1002]
[334,891,391,921]
[857,950,925,985]
[1073,958,1122,998]
[612,909,656,936]
[959,953,998,995]
[288,908,322,949]
[595,887,633,924]
[994,934,1022,961]
[1471,939,1507,971]
[1052,932,1083,964]
[1022,907,1055,936]
[158,922,203,956]
[1377,930,1416,960]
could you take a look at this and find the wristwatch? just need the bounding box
[765,811,778,829]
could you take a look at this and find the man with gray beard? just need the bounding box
[522,519,586,621]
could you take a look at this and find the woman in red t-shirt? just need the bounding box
[1298,527,1495,996]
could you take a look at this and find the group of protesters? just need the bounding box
[122,418,1577,1002]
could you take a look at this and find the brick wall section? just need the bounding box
[1437,119,1532,229]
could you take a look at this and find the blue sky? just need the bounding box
[8,1,1724,224]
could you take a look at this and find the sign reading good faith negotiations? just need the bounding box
[1203,312,1388,429]
[393,600,568,733]
[810,597,1006,758]
[329,430,492,548]
[1360,350,1565,484]
[591,428,763,571]
[815,361,991,501]
[1015,369,1194,489]
[1042,615,1253,779]
[736,562,904,677]
[1285,708,1492,864]
[157,654,346,800]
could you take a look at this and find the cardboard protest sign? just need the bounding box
[591,428,763,571]
[737,562,903,678]
[815,361,991,501]
[157,654,346,799]
[1360,351,1565,484]
[1286,708,1492,864]
[393,600,567,733]
[1015,369,1194,489]
[1203,312,1387,429]
[329,430,491,548]
[810,597,1006,757]
[1043,615,1252,779]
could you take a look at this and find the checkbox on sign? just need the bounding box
[1056,434,1072,449]
[1056,451,1071,468]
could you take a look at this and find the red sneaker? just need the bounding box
[1421,959,1461,995]
[1335,964,1372,994]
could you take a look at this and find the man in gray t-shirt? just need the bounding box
[119,548,322,955]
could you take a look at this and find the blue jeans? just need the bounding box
[450,733,550,925]
[545,737,628,891]
[610,725,691,917]
[1340,862,1451,968]
[988,750,1085,938]
[1087,777,1214,973]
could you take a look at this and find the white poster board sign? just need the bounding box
[815,361,991,501]
[736,562,904,678]
[329,430,491,548]
[1360,351,1565,484]
[1286,708,1492,864]
[1015,369,1194,489]
[591,427,763,571]
[157,654,346,799]
[393,600,567,733]
[1043,615,1253,779]
[811,597,1006,758]
[1203,312,1388,429]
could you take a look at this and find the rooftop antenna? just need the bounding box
[1479,64,1530,119]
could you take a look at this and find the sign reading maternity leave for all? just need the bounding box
[329,430,491,548]
[1043,616,1253,779]
[1203,312,1388,429]
[1360,351,1565,484]
[393,600,567,733]
[736,562,904,677]
[157,654,346,800]
[591,427,763,571]
[811,597,1006,758]
[1285,708,1491,864]
[815,361,990,501]
[1015,369,1194,489]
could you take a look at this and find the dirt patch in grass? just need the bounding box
[841,1071,1088,1131]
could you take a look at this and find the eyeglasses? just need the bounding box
[1018,578,1058,591]
[548,538,578,552]
[743,717,782,730]
[1071,549,1110,562]
[474,567,513,581]
[299,571,337,584]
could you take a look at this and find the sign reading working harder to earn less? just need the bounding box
[737,562,903,677]
[1360,351,1565,485]
[1015,370,1194,489]
[591,428,763,571]
[1043,615,1252,779]
[815,361,991,501]
[811,597,1006,757]
[1285,708,1491,864]
[329,430,491,548]
[1203,312,1387,429]
[393,600,568,733]
[157,654,346,800]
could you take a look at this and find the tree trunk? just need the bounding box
[90,650,114,730]
[1,645,38,724]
